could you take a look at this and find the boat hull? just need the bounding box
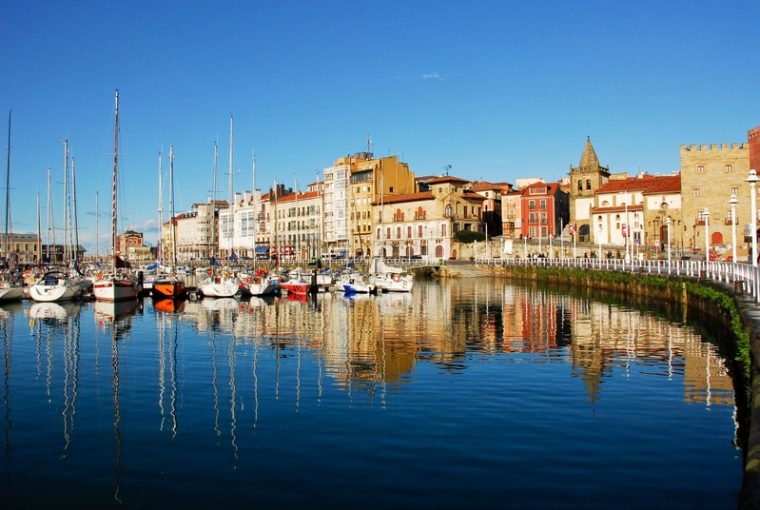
[199,277,240,298]
[0,286,24,302]
[152,279,186,299]
[29,283,81,302]
[93,278,139,301]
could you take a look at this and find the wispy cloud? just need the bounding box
[421,72,447,81]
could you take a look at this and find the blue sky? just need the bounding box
[2,0,759,251]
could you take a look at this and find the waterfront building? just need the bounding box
[590,174,681,252]
[323,152,415,258]
[373,175,485,260]
[568,137,610,242]
[501,189,524,238]
[680,142,750,257]
[271,183,324,261]
[470,181,511,237]
[165,200,227,262]
[520,181,569,239]
[1,233,41,264]
[750,125,760,173]
[116,230,143,259]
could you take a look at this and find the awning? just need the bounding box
[255,246,270,254]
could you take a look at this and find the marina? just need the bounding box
[0,278,742,509]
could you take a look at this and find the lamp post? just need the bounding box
[624,201,631,264]
[730,193,738,265]
[703,208,710,264]
[666,216,672,268]
[747,169,759,267]
[597,222,603,261]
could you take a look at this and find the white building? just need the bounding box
[163,200,226,263]
[323,160,349,255]
[271,184,324,261]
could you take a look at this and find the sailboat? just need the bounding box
[152,145,186,299]
[0,110,24,302]
[30,141,88,302]
[242,149,275,297]
[93,90,140,302]
[199,115,240,299]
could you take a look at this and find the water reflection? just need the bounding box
[0,280,742,509]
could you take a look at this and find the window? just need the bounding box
[692,188,700,196]
[407,226,412,238]
[444,204,453,218]
[540,200,546,210]
[529,200,536,210]
[577,180,583,191]
[725,164,733,173]
[418,225,423,238]
[441,223,447,237]
[396,227,401,239]
[732,187,739,196]
[529,227,536,237]
[697,165,705,174]
[389,186,394,193]
[586,179,591,190]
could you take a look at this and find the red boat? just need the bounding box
[280,279,311,295]
[152,275,187,299]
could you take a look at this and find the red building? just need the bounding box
[116,230,143,256]
[750,125,760,173]
[520,181,569,239]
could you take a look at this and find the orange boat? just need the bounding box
[152,274,186,299]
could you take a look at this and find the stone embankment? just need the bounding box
[430,261,759,509]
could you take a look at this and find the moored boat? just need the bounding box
[29,270,86,302]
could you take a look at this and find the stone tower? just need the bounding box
[568,137,610,241]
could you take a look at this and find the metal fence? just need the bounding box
[471,256,760,303]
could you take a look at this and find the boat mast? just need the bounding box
[228,114,233,260]
[169,145,176,270]
[210,140,217,260]
[4,111,11,266]
[95,191,99,260]
[47,167,55,262]
[72,155,80,266]
[36,190,42,265]
[62,139,69,264]
[157,149,163,264]
[111,89,119,273]
[251,149,256,268]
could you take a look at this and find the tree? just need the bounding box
[453,230,485,243]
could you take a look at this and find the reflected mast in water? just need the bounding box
[2,308,13,489]
[111,321,123,504]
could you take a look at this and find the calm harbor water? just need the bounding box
[0,278,742,509]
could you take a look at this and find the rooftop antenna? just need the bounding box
[367,134,372,155]
[444,164,451,176]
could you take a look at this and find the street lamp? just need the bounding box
[747,169,759,267]
[730,193,738,265]
[666,216,672,268]
[598,222,603,261]
[703,208,710,264]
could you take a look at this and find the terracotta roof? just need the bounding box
[274,190,321,204]
[374,191,434,206]
[596,174,680,195]
[470,181,511,192]
[521,181,561,196]
[425,175,470,185]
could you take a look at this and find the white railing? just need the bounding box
[471,257,760,303]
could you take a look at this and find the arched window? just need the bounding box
[577,180,583,191]
[586,179,592,190]
[435,245,444,257]
[444,204,453,218]
[711,232,723,244]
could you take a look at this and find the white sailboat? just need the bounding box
[0,110,24,302]
[31,141,87,302]
[199,115,239,298]
[369,257,414,293]
[93,90,139,302]
[243,149,275,297]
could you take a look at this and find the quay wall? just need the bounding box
[433,261,759,509]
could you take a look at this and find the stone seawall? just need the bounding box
[434,262,759,509]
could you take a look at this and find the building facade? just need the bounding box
[1,233,41,264]
[750,125,760,173]
[680,143,750,258]
[373,176,485,260]
[568,138,610,242]
[470,181,511,237]
[520,181,569,239]
[501,190,524,239]
[166,200,227,263]
[271,186,323,261]
[590,174,681,254]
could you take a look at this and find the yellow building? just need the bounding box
[680,143,750,258]
[328,152,416,257]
